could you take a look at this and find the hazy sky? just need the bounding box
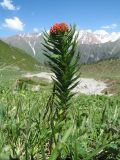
[0,0,120,36]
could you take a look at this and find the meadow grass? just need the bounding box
[0,58,120,159]
[0,88,120,159]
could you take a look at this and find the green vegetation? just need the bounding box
[0,39,44,88]
[42,24,80,158]
[0,90,120,159]
[0,36,120,159]
[0,40,40,71]
[81,59,120,79]
[0,58,120,159]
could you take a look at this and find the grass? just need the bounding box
[1,58,120,94]
[0,89,120,159]
[80,58,120,79]
[0,57,120,159]
[0,40,41,71]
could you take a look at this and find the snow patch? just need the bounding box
[24,72,108,95]
[28,41,36,55]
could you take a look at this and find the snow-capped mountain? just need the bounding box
[3,30,120,64]
[77,30,120,44]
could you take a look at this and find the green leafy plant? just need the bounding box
[42,23,80,155]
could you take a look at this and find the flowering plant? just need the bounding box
[42,23,80,155]
[50,23,69,34]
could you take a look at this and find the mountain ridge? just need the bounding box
[2,30,120,64]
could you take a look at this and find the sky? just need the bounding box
[0,0,120,37]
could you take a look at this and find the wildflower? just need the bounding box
[50,22,69,35]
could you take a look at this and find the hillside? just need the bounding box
[0,40,40,71]
[3,33,46,63]
[77,39,120,63]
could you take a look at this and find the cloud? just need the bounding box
[33,28,39,32]
[2,17,24,31]
[101,24,118,29]
[0,0,20,10]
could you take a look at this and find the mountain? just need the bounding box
[77,30,120,44]
[3,33,45,63]
[3,30,120,64]
[77,39,120,63]
[0,40,40,71]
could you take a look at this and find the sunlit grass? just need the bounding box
[0,89,120,159]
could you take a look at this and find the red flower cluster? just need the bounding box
[50,23,69,35]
